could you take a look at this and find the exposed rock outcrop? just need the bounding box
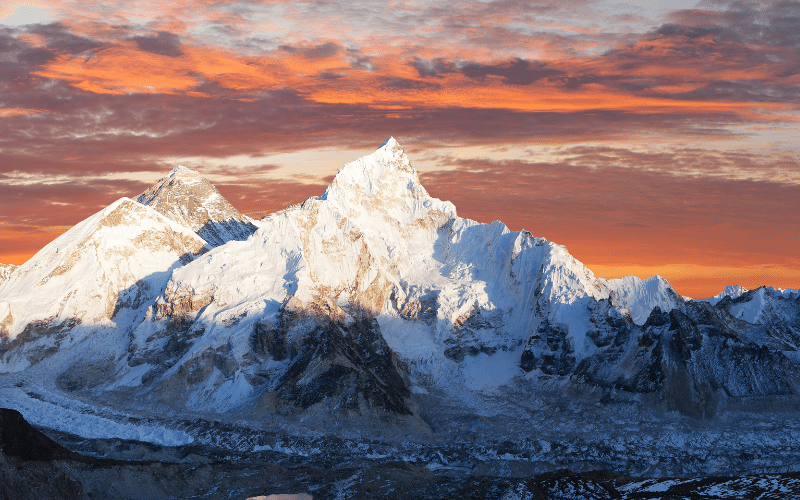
[137,165,258,247]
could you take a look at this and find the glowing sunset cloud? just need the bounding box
[0,0,798,298]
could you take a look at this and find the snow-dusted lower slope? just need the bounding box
[137,165,258,247]
[0,198,207,355]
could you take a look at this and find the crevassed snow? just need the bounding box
[0,386,193,446]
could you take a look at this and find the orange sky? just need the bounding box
[1,0,798,298]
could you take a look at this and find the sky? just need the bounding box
[0,0,798,298]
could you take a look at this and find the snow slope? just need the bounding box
[606,275,683,325]
[0,263,15,284]
[0,198,207,342]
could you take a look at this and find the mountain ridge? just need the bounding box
[1,138,799,480]
[0,198,207,356]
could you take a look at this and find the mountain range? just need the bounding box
[1,138,799,483]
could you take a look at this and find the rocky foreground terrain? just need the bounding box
[3,408,800,499]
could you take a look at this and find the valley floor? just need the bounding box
[5,418,800,500]
[5,378,800,499]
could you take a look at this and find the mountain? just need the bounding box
[138,138,746,412]
[136,165,258,247]
[117,137,681,413]
[711,286,800,342]
[0,198,207,365]
[1,138,800,482]
[0,139,681,410]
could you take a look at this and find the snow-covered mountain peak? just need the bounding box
[379,136,399,149]
[320,137,456,222]
[137,166,257,247]
[606,274,683,325]
[167,165,201,179]
[701,284,749,306]
[137,167,230,230]
[7,137,800,443]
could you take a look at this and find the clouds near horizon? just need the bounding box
[0,0,798,297]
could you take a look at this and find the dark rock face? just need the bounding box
[653,301,799,407]
[275,317,413,415]
[396,290,439,325]
[0,317,80,360]
[521,319,576,376]
[518,295,800,418]
[443,303,507,362]
[0,409,85,499]
[126,316,208,385]
[197,218,258,248]
[246,298,414,415]
[669,308,707,360]
[252,317,288,361]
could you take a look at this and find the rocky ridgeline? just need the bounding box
[137,165,258,247]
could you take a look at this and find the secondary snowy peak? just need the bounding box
[0,264,15,284]
[702,285,748,306]
[712,285,800,325]
[606,275,684,325]
[137,166,257,247]
[0,198,207,342]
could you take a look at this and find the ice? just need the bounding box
[0,387,193,446]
